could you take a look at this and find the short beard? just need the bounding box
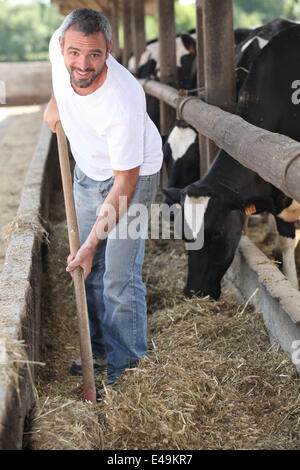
[69,62,105,88]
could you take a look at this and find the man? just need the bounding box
[44,8,163,398]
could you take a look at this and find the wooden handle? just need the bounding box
[56,121,96,403]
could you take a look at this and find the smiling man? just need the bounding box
[44,8,163,399]
[60,18,110,92]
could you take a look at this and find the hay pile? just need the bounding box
[96,237,300,450]
[25,396,103,450]
[25,192,300,450]
[34,187,86,399]
[2,212,49,248]
[0,338,31,394]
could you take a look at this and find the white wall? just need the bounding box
[0,62,52,105]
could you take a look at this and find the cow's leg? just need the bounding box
[268,214,282,259]
[275,216,298,289]
[262,213,277,243]
[243,214,263,235]
[248,214,264,226]
[242,214,249,235]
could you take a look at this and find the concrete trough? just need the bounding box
[226,235,300,375]
[0,122,58,450]
[0,119,300,449]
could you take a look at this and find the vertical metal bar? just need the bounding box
[158,0,178,135]
[202,0,236,166]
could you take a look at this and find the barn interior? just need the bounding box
[0,0,300,451]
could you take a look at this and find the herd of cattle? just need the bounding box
[131,18,300,300]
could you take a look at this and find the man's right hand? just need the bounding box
[43,93,60,133]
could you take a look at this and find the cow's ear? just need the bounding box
[162,187,182,203]
[226,195,275,214]
[243,196,275,215]
[181,34,196,54]
[214,183,244,210]
[215,183,276,214]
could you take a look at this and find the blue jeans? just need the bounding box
[73,164,159,384]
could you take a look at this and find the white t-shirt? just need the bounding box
[49,27,163,181]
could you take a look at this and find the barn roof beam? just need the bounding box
[51,0,160,17]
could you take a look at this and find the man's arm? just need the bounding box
[66,165,140,279]
[43,91,60,133]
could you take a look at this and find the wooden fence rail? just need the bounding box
[139,78,300,203]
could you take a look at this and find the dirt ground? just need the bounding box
[0,104,46,273]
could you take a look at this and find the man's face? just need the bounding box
[59,26,112,92]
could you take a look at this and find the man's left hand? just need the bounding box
[66,244,97,280]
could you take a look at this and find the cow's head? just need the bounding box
[155,33,197,90]
[177,34,197,90]
[163,181,275,299]
[162,120,200,208]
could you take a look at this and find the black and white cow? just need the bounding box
[161,21,292,201]
[235,18,298,93]
[234,28,252,45]
[129,32,197,85]
[163,120,200,206]
[132,26,259,132]
[163,23,300,299]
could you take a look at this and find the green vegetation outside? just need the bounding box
[1,0,300,62]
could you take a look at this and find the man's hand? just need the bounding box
[66,166,140,280]
[66,242,97,280]
[43,92,60,133]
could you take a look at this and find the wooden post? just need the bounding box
[196,1,204,91]
[195,0,208,177]
[130,0,146,73]
[202,0,236,166]
[122,0,133,68]
[158,0,178,135]
[110,0,120,59]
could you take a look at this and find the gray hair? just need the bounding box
[61,8,112,49]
